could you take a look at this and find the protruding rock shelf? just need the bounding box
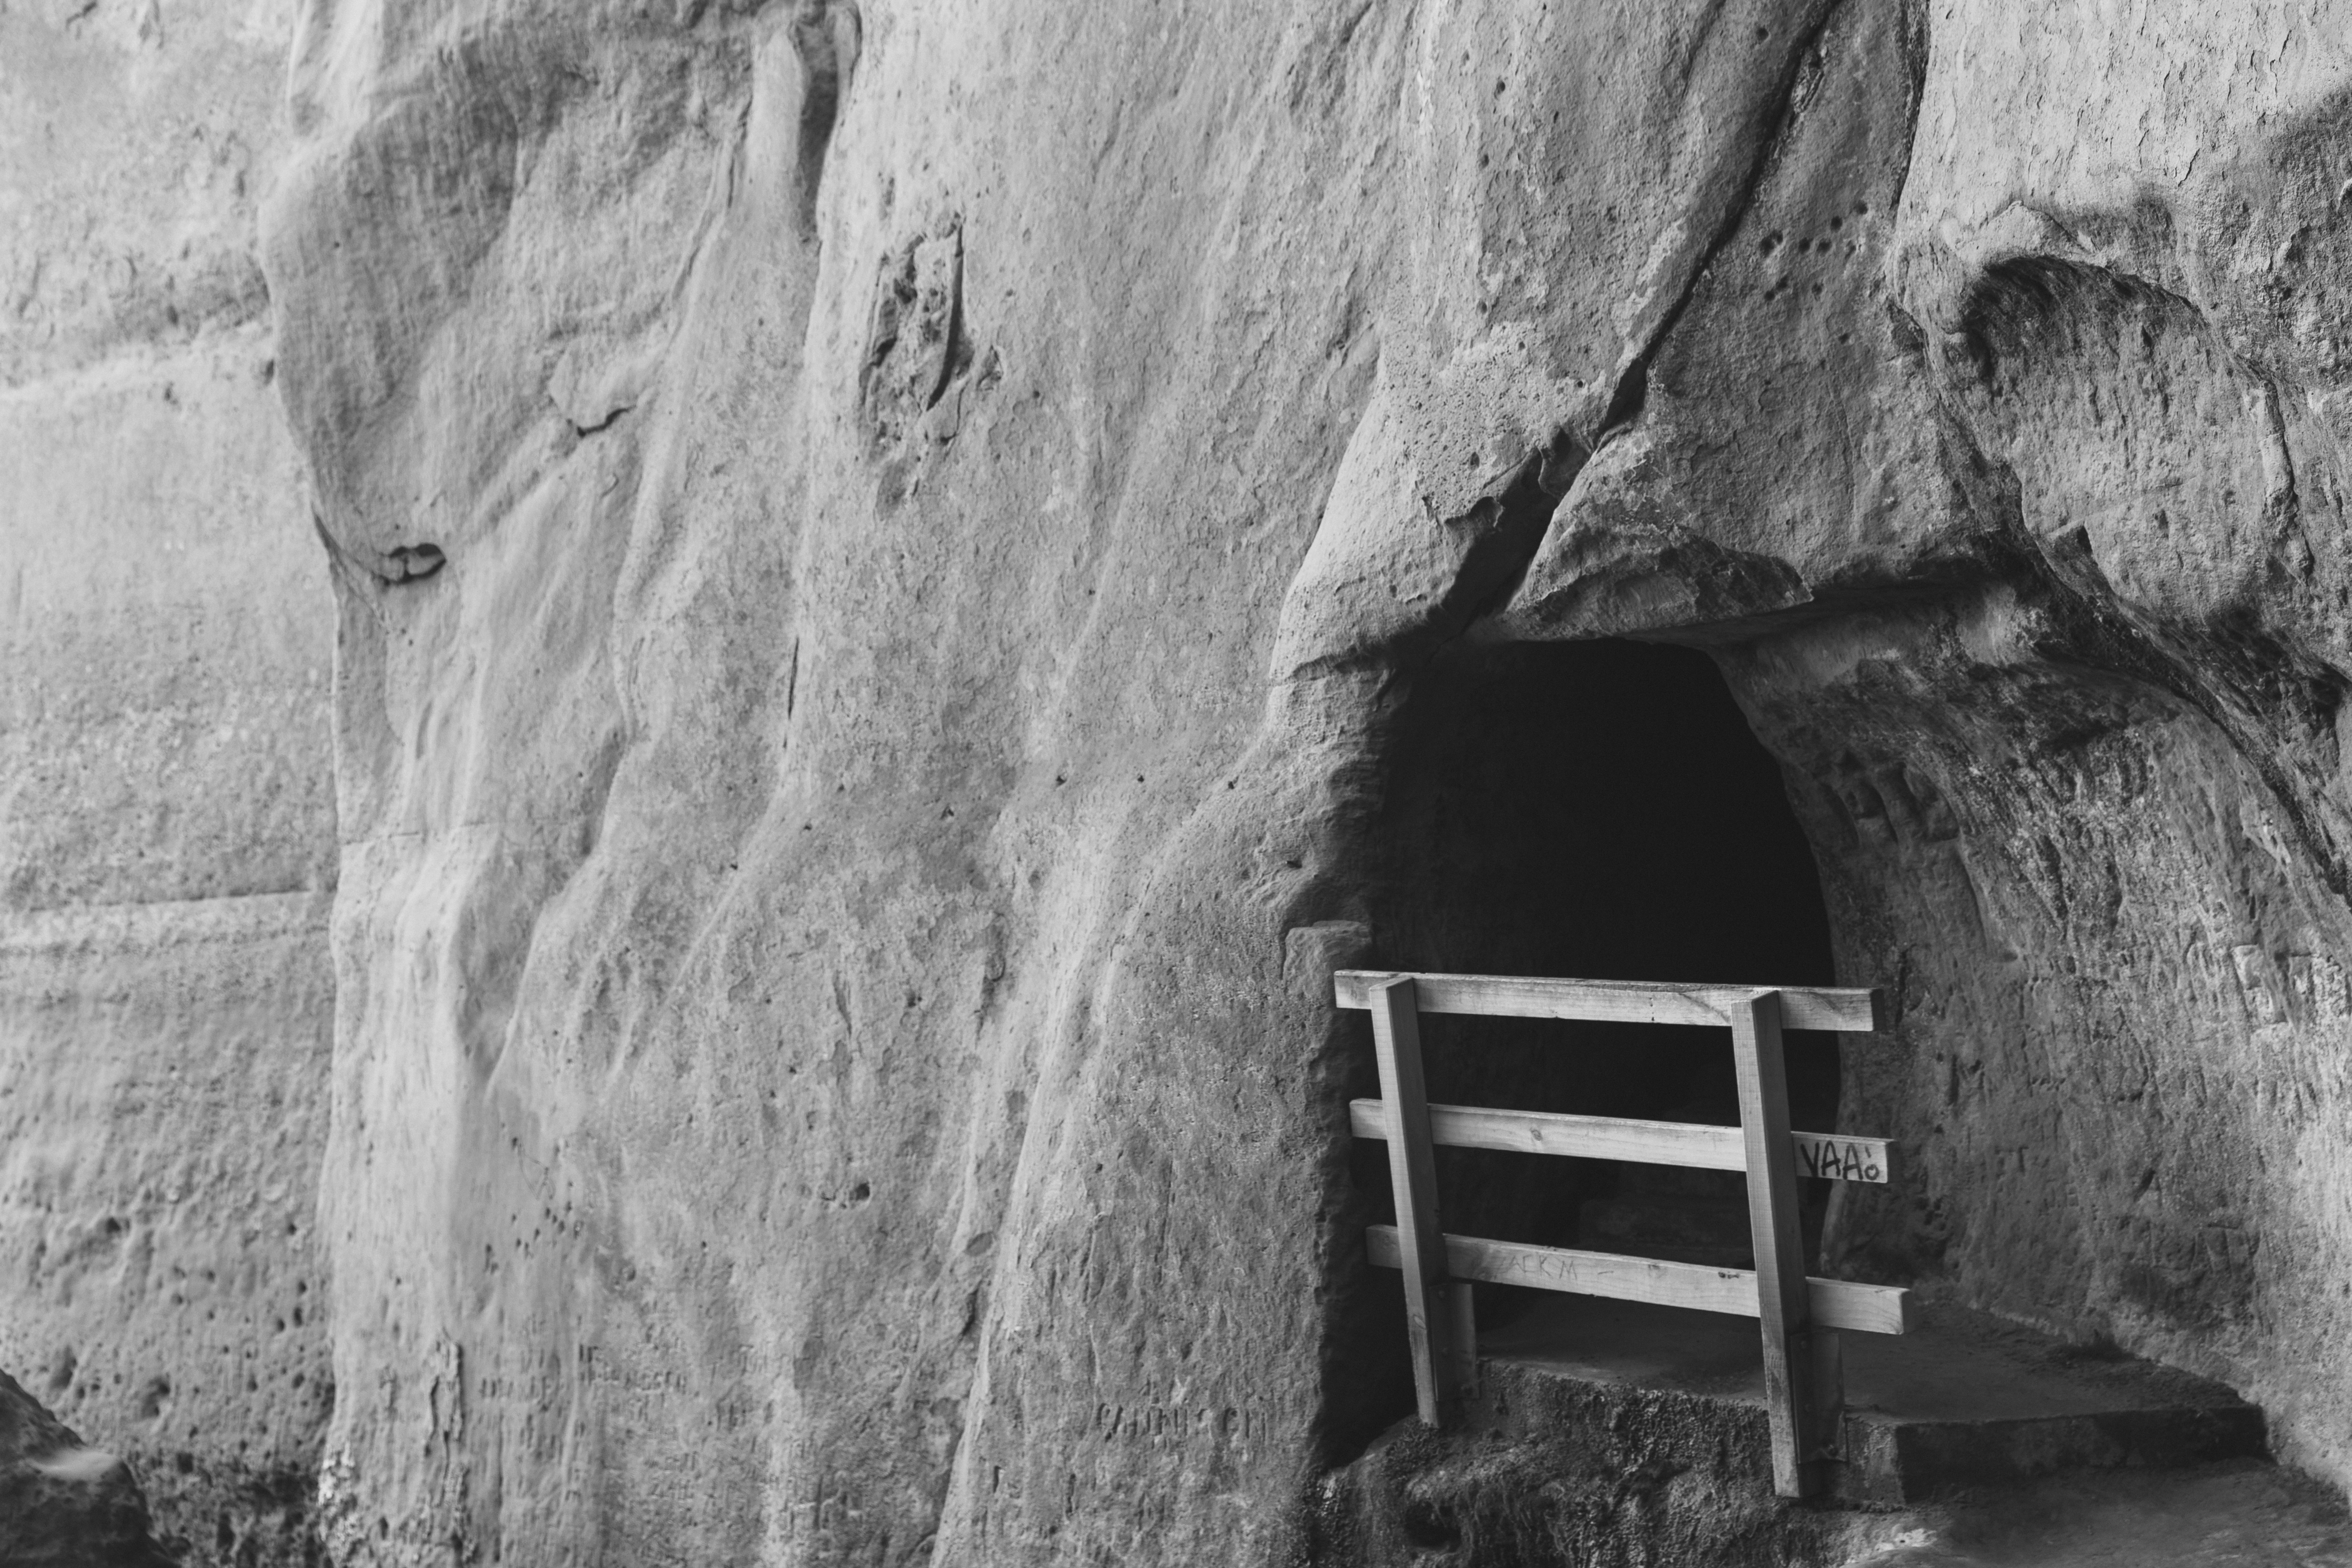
[0,1369,174,1568]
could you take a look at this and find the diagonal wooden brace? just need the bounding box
[1731,988,1842,1497]
[1367,976,1469,1424]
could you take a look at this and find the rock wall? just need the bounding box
[0,0,336,1560]
[254,0,2352,1562]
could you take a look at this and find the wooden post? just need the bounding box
[1730,988,1833,1497]
[1368,977,1460,1425]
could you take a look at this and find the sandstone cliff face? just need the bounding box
[256,0,2352,1561]
[1,0,336,1559]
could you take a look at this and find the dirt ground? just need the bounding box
[1845,1461,2352,1568]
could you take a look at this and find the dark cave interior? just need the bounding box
[1351,636,1845,1361]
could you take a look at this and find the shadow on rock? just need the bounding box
[1,1369,177,1568]
[1308,1415,1856,1568]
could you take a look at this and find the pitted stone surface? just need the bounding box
[1,0,336,1561]
[246,0,2352,1562]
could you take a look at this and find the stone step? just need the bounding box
[1470,1293,2266,1504]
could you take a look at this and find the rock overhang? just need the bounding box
[249,0,2352,1558]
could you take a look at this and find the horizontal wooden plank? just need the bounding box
[1365,1226,1914,1335]
[1333,970,1886,1033]
[1348,1100,1893,1185]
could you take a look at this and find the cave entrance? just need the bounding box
[1366,637,1841,1283]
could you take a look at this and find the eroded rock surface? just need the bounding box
[1,0,336,1561]
[0,1369,174,1568]
[252,0,2352,1561]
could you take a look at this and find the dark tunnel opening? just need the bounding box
[1335,637,1841,1447]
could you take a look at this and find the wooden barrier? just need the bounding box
[1341,970,1905,1500]
[1360,1229,1913,1334]
[1343,1102,1893,1183]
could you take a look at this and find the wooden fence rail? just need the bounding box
[1347,1102,1892,1183]
[1339,969,1907,1500]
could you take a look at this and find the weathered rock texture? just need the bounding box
[0,1369,175,1568]
[2,0,336,1560]
[254,0,2352,1561]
